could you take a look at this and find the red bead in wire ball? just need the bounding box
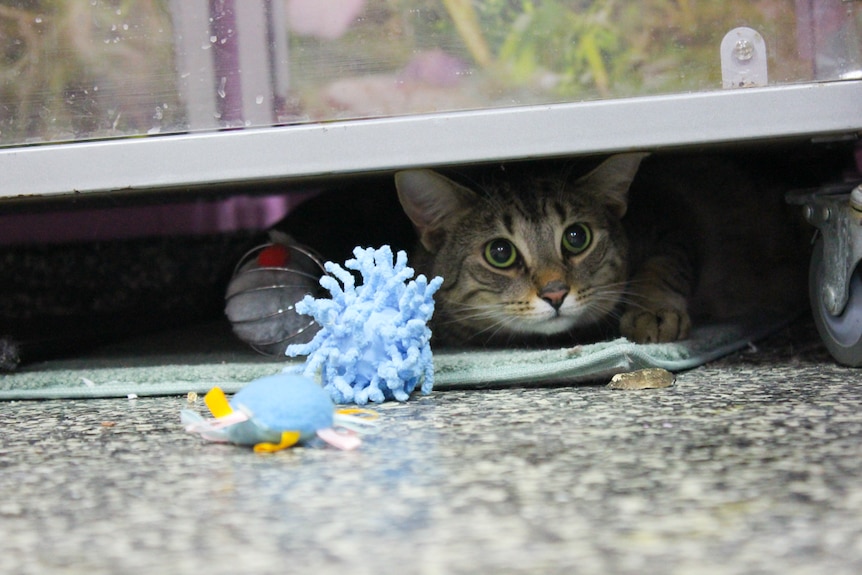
[225,239,325,356]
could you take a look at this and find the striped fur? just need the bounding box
[396,154,807,347]
[396,155,643,346]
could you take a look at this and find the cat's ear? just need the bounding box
[573,153,649,218]
[395,169,475,252]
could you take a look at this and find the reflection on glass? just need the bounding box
[0,1,179,144]
[0,0,857,147]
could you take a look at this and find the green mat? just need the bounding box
[0,315,788,401]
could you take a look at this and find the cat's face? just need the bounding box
[395,154,647,345]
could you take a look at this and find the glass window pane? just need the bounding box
[1,0,858,147]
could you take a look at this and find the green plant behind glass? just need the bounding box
[447,0,802,99]
[496,0,624,97]
[0,0,178,145]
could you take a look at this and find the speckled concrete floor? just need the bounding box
[2,318,862,575]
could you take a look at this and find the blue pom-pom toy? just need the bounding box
[285,245,443,405]
[181,374,378,452]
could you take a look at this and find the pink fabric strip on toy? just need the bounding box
[316,428,362,451]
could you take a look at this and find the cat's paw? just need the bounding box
[620,308,691,344]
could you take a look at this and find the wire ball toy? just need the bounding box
[224,232,327,356]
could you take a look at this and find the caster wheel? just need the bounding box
[810,239,862,366]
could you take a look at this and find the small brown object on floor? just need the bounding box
[608,368,675,390]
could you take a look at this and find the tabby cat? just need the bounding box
[394,153,808,346]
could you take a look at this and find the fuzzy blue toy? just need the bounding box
[285,245,443,405]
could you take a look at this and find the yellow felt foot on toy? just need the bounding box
[336,408,379,420]
[204,387,233,418]
[333,408,381,436]
[253,431,302,453]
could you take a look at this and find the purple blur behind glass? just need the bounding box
[0,193,321,246]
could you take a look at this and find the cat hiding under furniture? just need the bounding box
[0,148,836,372]
[274,151,814,348]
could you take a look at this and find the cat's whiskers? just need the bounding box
[437,280,632,343]
[439,301,511,328]
[446,297,562,334]
[575,280,627,308]
[447,306,522,345]
[610,277,661,314]
[562,283,625,335]
[571,282,631,333]
[475,317,521,345]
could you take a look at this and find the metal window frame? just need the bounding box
[0,80,860,201]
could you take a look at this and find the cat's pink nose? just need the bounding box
[539,282,569,310]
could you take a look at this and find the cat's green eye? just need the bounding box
[562,223,592,255]
[484,239,519,269]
